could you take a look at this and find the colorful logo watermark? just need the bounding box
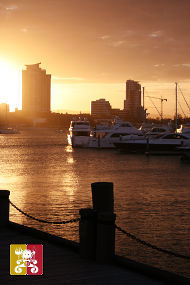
[10,244,43,275]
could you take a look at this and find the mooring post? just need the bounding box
[0,190,10,226]
[79,208,97,259]
[91,182,116,263]
[146,136,150,154]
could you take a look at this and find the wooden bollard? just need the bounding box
[91,182,116,263]
[146,136,150,154]
[0,190,10,226]
[96,212,116,263]
[79,208,97,259]
[91,182,114,213]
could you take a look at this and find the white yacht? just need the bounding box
[145,126,171,138]
[88,119,143,148]
[67,117,143,148]
[114,132,190,154]
[67,118,91,147]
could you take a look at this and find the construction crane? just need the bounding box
[146,96,167,122]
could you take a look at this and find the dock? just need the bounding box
[0,183,189,284]
[1,223,168,285]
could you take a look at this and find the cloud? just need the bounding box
[99,35,110,40]
[110,40,125,47]
[5,5,18,11]
[182,64,190,68]
[149,31,162,38]
[173,64,190,68]
[0,3,19,14]
[154,64,165,67]
[109,40,139,48]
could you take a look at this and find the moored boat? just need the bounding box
[145,126,171,138]
[89,119,143,148]
[114,133,190,154]
[67,117,143,148]
[67,117,91,147]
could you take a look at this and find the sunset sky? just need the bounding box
[1,0,190,117]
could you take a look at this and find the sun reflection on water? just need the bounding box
[67,157,74,164]
[65,146,73,153]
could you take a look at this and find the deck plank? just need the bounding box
[0,227,167,284]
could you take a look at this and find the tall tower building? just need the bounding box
[124,80,142,120]
[22,63,51,113]
[0,103,9,123]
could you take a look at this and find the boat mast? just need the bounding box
[161,96,163,124]
[175,82,178,131]
[142,86,145,124]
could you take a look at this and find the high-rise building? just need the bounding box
[0,103,9,123]
[124,80,142,120]
[91,98,112,118]
[22,63,51,113]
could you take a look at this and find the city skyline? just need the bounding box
[0,0,190,117]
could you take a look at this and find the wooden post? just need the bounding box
[91,182,114,213]
[0,190,10,226]
[79,208,97,259]
[145,136,150,155]
[96,212,116,263]
[98,135,100,148]
[91,182,116,263]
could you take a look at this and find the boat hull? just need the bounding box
[68,135,91,148]
[178,147,190,162]
[114,140,188,154]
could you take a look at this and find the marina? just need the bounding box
[67,117,190,156]
[0,129,189,279]
[68,117,143,148]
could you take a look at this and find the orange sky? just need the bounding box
[0,0,190,117]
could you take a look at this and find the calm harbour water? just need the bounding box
[0,128,189,277]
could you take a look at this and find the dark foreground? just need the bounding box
[1,223,189,285]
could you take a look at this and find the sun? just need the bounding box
[0,58,22,111]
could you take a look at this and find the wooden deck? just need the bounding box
[0,223,169,285]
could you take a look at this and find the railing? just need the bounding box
[9,200,80,225]
[115,224,190,260]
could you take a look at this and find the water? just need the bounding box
[0,128,189,277]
